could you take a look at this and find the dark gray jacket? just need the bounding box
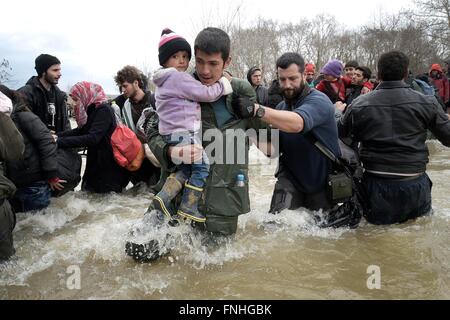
[338,81,450,174]
[255,85,269,106]
[7,103,58,187]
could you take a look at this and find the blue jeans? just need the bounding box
[11,181,51,213]
[162,132,209,188]
[362,173,432,225]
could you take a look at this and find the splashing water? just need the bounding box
[1,142,450,299]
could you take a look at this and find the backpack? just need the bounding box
[53,148,81,197]
[110,106,144,172]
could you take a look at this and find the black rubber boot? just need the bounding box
[125,211,173,263]
[125,239,160,263]
[177,183,206,223]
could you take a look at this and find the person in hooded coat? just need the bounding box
[247,66,269,106]
[429,64,449,110]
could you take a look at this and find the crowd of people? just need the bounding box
[1,26,450,263]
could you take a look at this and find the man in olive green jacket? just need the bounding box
[0,90,25,261]
[126,28,273,262]
[147,27,271,237]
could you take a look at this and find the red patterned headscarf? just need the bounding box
[70,81,108,128]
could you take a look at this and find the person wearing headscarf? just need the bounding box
[57,82,130,193]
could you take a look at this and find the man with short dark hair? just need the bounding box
[254,52,340,213]
[114,65,156,132]
[145,27,270,236]
[114,65,160,186]
[344,60,359,80]
[247,66,269,105]
[19,54,70,133]
[126,27,272,263]
[338,51,450,225]
[346,66,373,105]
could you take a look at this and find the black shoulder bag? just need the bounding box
[305,134,365,229]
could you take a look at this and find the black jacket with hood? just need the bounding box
[247,67,269,106]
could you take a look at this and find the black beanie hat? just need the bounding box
[35,54,61,76]
[158,29,192,66]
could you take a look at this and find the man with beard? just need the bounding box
[252,52,340,213]
[114,65,160,186]
[19,54,70,133]
[114,66,156,133]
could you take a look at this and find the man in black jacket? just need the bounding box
[19,54,70,133]
[345,66,372,105]
[337,51,450,225]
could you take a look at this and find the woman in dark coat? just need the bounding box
[57,81,130,193]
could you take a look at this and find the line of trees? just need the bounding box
[2,0,448,89]
[202,0,449,84]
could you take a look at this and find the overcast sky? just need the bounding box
[1,0,413,94]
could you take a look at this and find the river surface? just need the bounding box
[1,141,449,300]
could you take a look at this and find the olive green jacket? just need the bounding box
[147,78,269,235]
[0,112,24,165]
[1,112,24,260]
[1,112,23,199]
